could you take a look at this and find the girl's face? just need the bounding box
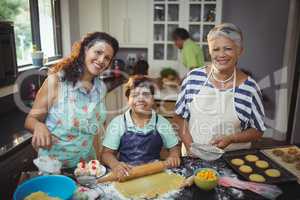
[128,86,154,115]
[84,41,114,76]
[208,35,242,72]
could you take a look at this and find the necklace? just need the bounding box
[211,68,234,89]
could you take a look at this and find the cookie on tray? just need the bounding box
[288,147,299,155]
[239,165,253,173]
[245,154,259,162]
[255,160,269,169]
[282,154,296,163]
[265,169,281,178]
[249,174,266,182]
[231,158,245,166]
[272,149,285,157]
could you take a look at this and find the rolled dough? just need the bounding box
[114,172,185,199]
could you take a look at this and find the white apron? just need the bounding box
[188,68,251,151]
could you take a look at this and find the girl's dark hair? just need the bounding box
[132,60,149,75]
[125,75,155,98]
[50,32,119,84]
[172,28,190,40]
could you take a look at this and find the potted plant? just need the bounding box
[31,44,44,67]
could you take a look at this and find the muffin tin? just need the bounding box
[223,149,297,184]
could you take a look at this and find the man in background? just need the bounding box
[172,28,205,70]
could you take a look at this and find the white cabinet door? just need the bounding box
[108,0,127,45]
[108,0,149,47]
[127,0,149,47]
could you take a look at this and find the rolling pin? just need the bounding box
[97,161,167,183]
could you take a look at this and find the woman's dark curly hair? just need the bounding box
[50,32,119,84]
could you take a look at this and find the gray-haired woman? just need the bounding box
[174,23,265,153]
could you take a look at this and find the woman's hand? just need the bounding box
[111,162,133,181]
[165,155,181,168]
[32,122,52,149]
[210,135,232,149]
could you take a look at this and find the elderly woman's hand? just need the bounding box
[210,135,233,149]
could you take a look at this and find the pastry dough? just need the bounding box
[239,165,253,173]
[255,160,269,169]
[245,155,259,162]
[265,169,281,178]
[231,158,244,166]
[249,174,266,182]
[114,172,185,199]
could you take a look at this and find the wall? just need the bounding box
[222,0,290,139]
[60,0,81,56]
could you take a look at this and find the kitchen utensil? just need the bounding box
[97,161,167,183]
[190,143,224,161]
[223,149,297,184]
[218,176,282,200]
[13,175,76,200]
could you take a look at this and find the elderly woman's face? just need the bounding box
[208,35,242,71]
[84,41,114,76]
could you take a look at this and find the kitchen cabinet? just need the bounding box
[0,143,36,200]
[107,0,149,48]
[105,84,128,126]
[148,0,222,77]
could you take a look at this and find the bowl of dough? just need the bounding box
[13,175,76,200]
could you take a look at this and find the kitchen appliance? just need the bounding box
[0,21,18,87]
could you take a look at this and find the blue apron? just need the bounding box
[118,114,163,165]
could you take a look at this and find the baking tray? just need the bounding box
[223,149,297,184]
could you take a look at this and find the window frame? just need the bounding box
[19,0,62,68]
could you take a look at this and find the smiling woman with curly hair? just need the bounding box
[25,32,119,168]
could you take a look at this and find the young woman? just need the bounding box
[102,76,180,180]
[25,32,119,168]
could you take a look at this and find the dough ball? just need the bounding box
[249,174,266,182]
[272,149,285,157]
[282,154,296,163]
[265,169,281,178]
[231,158,245,166]
[245,154,259,162]
[255,160,269,169]
[288,147,299,155]
[239,165,253,174]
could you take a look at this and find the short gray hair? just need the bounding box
[207,23,243,48]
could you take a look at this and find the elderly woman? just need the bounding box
[174,23,265,153]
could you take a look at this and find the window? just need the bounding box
[0,0,62,67]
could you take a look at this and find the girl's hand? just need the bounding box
[32,122,52,149]
[165,156,181,168]
[210,135,232,149]
[112,162,133,181]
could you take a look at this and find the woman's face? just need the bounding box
[208,35,242,72]
[84,41,114,76]
[128,87,154,115]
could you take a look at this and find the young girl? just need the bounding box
[102,76,180,180]
[25,32,119,168]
